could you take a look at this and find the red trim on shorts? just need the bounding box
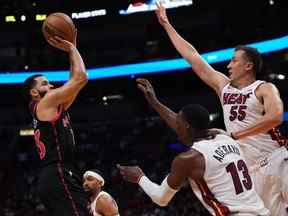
[52,122,80,216]
[196,179,230,216]
[57,163,80,216]
[268,128,287,146]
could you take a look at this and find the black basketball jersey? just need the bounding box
[30,102,76,167]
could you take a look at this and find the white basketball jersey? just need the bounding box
[221,81,284,159]
[190,135,269,216]
[89,191,119,216]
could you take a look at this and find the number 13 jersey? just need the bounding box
[189,135,269,216]
[221,80,283,159]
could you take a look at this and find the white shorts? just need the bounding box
[249,146,288,216]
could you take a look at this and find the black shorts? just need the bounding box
[37,164,90,216]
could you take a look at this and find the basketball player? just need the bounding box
[83,170,119,216]
[22,32,90,215]
[143,1,288,214]
[118,104,269,215]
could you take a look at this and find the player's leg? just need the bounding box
[37,166,89,216]
[255,147,288,216]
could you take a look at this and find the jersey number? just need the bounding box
[226,159,252,195]
[34,129,46,160]
[229,105,247,121]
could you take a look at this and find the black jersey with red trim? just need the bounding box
[30,102,76,167]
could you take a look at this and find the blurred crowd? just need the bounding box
[0,117,211,215]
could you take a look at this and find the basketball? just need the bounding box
[42,12,75,43]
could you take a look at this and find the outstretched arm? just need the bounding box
[117,151,204,207]
[38,34,88,117]
[232,83,283,140]
[137,78,177,131]
[117,164,178,207]
[155,1,229,96]
[62,30,87,110]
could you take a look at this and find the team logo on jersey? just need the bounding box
[260,157,268,167]
[223,92,252,105]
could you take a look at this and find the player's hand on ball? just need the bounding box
[155,0,169,26]
[47,35,75,52]
[117,164,144,184]
[137,78,158,104]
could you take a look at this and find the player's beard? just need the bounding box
[37,90,47,98]
[85,188,96,197]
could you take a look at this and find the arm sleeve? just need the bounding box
[138,175,178,206]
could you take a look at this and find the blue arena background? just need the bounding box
[0,35,287,84]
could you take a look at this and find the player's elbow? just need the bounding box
[80,75,88,85]
[74,72,88,85]
[79,71,88,82]
[272,109,283,125]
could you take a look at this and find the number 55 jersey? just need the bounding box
[221,80,285,164]
[189,134,269,216]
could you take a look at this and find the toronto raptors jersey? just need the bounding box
[30,102,76,167]
[221,80,285,158]
[189,135,269,216]
[89,191,119,216]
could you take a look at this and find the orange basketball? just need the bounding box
[42,12,75,43]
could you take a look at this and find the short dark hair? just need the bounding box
[22,74,43,101]
[181,104,210,130]
[235,45,263,75]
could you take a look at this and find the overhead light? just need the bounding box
[21,15,26,22]
[277,74,285,80]
[5,16,16,22]
[20,129,34,136]
[268,73,286,80]
[36,14,47,21]
[209,113,220,121]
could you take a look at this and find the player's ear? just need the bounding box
[30,88,39,98]
[246,62,253,71]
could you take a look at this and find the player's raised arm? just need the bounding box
[137,78,177,131]
[155,1,229,96]
[39,34,88,111]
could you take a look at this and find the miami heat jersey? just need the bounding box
[89,191,119,216]
[221,80,284,158]
[30,102,76,167]
[190,135,269,216]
